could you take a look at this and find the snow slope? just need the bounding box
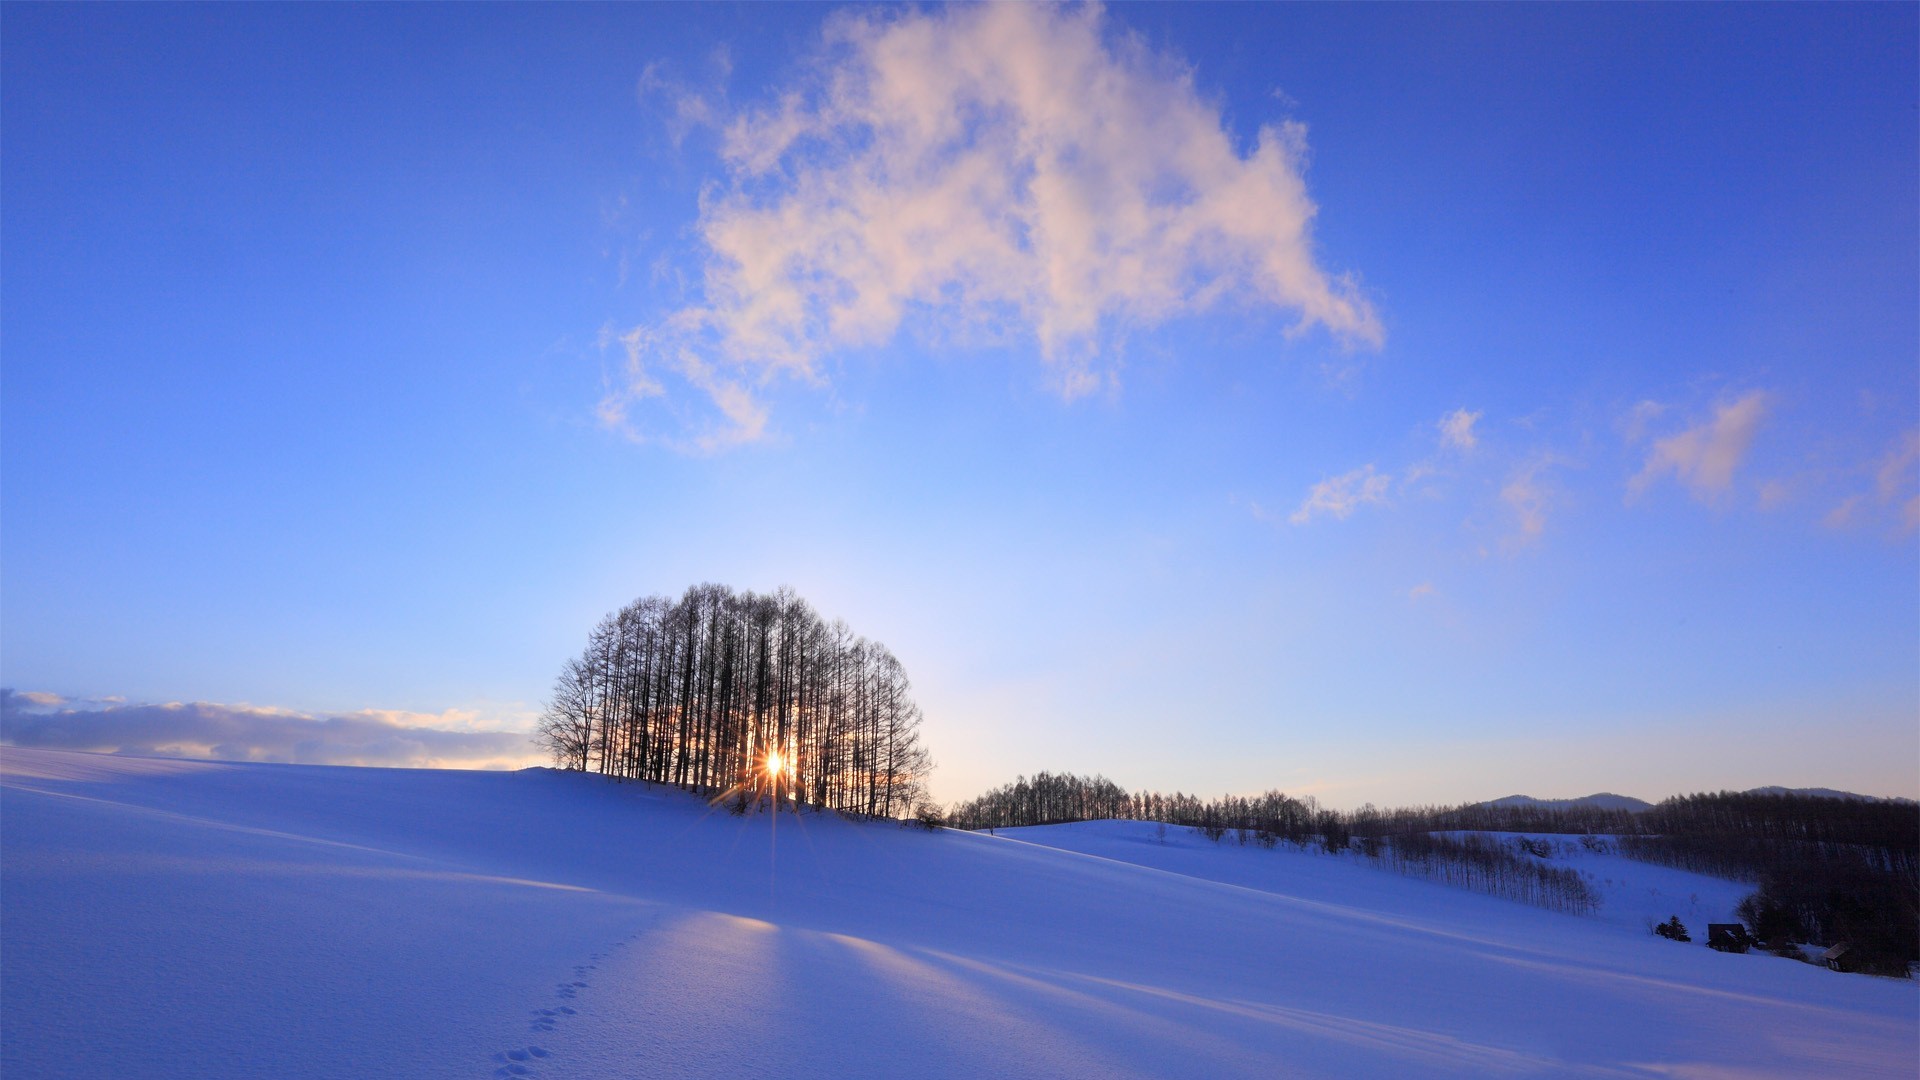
[998,822,1754,942]
[4,749,1913,1079]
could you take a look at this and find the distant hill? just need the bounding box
[1480,788,1911,813]
[1742,786,1914,804]
[1483,793,1653,813]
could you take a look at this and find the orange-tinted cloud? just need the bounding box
[609,4,1380,448]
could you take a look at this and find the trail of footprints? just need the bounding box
[487,931,646,1077]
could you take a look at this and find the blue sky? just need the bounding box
[4,3,1915,806]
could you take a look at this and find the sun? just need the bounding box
[766,749,783,776]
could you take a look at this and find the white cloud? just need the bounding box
[1500,457,1559,551]
[1408,582,1436,601]
[1827,428,1920,534]
[1755,479,1793,511]
[1629,390,1771,503]
[1823,494,1866,530]
[1620,399,1666,443]
[1291,464,1389,524]
[1875,429,1920,532]
[0,690,542,771]
[1437,408,1481,452]
[1242,497,1284,525]
[10,689,66,708]
[610,3,1381,447]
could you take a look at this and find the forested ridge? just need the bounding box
[538,584,931,818]
[1622,792,1918,974]
[944,771,1643,837]
[950,773,1918,968]
[947,772,1600,913]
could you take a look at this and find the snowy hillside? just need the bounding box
[4,749,1913,1079]
[997,821,1753,941]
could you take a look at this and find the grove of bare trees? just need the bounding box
[538,584,932,818]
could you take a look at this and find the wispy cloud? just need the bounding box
[1875,429,1920,532]
[610,3,1381,448]
[1628,390,1771,503]
[1437,408,1481,452]
[1823,494,1867,530]
[1283,409,1511,532]
[1755,478,1794,511]
[1291,464,1389,524]
[1827,428,1920,533]
[1620,399,1666,443]
[9,689,66,708]
[1499,456,1560,552]
[1241,497,1285,525]
[0,690,541,770]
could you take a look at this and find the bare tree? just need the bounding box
[541,585,936,818]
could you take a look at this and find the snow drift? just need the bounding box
[2,748,1912,1078]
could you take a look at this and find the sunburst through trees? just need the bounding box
[538,584,932,817]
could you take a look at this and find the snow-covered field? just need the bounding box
[3,749,1913,1079]
[1000,822,1756,944]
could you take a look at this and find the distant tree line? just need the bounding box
[947,773,1632,839]
[1620,791,1917,975]
[1630,791,1917,876]
[948,771,1136,828]
[950,775,1920,940]
[948,773,1598,914]
[538,584,932,818]
[1387,801,1640,837]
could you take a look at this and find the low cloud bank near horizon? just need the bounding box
[0,689,543,770]
[608,2,1381,450]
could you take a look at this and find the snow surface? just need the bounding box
[1000,824,1755,944]
[3,748,1914,1079]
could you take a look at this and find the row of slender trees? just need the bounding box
[538,584,931,818]
[949,772,1601,913]
[947,771,1137,828]
[1373,831,1599,915]
[946,772,1478,845]
[948,772,1341,839]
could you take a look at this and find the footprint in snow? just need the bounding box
[502,926,656,1067]
[489,1046,549,1077]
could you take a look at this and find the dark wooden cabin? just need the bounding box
[1820,943,1854,972]
[1706,924,1753,953]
